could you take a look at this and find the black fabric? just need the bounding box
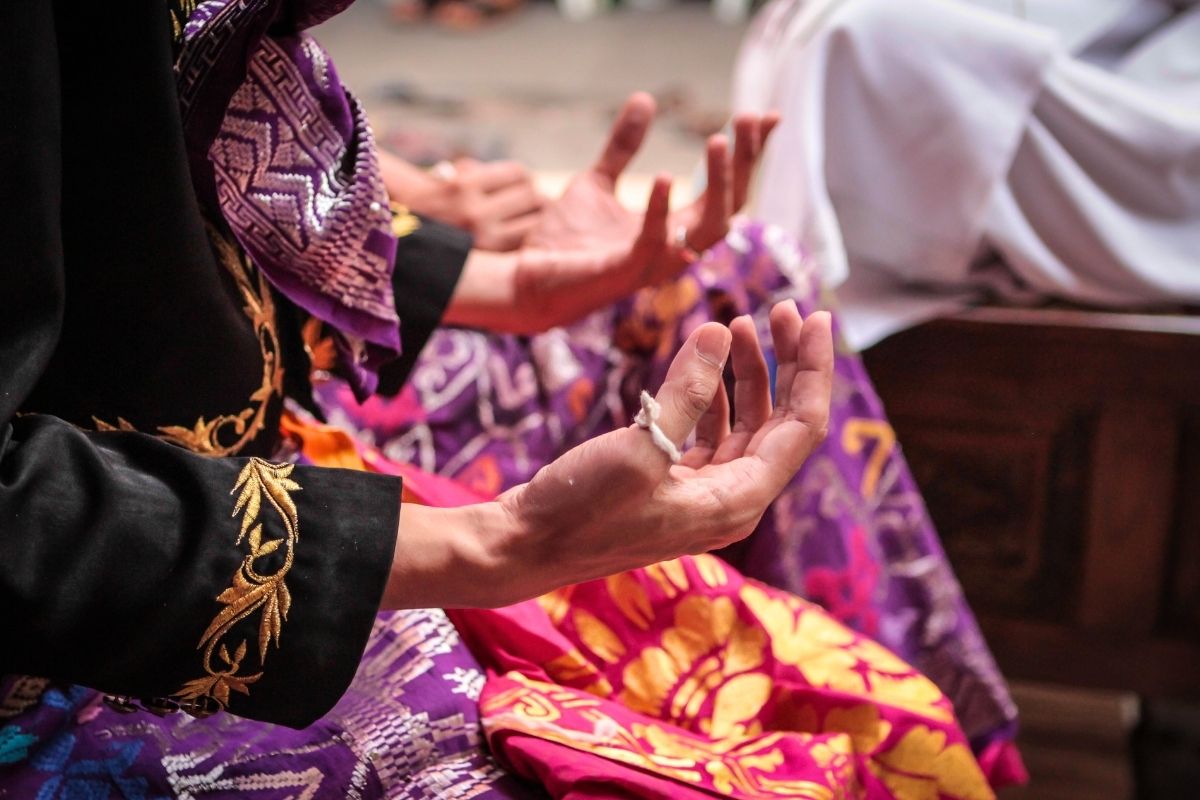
[375,216,472,396]
[0,0,400,728]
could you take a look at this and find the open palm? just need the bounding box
[496,300,832,597]
[527,92,780,282]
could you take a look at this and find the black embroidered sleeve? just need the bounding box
[0,0,402,729]
[375,211,473,396]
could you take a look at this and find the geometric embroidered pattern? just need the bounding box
[211,35,398,329]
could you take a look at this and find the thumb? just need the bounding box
[644,323,731,452]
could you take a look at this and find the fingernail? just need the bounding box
[695,325,730,368]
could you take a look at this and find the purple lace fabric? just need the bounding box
[0,610,542,798]
[317,221,1020,751]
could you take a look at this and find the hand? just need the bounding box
[527,92,780,257]
[382,302,833,609]
[442,93,780,334]
[379,151,543,252]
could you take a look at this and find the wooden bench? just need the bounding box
[862,305,1200,796]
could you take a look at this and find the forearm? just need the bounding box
[440,249,521,332]
[442,248,631,335]
[384,500,530,610]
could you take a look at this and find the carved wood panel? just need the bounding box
[863,308,1200,700]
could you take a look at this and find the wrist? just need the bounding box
[383,500,524,609]
[442,250,521,332]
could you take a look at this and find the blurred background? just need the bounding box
[316,2,734,198]
[318,3,1200,798]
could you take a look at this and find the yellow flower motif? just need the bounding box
[871,725,994,800]
[620,595,770,738]
[573,608,626,665]
[606,572,654,630]
[543,648,613,698]
[537,585,576,625]
[823,705,893,753]
[740,584,950,722]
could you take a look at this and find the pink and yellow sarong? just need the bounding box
[284,413,997,799]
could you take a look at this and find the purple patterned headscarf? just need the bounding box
[175,0,400,397]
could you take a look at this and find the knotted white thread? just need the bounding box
[634,390,682,463]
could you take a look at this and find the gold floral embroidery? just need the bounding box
[390,202,421,238]
[92,225,283,458]
[173,458,301,712]
[158,229,284,456]
[0,677,50,720]
[169,0,197,43]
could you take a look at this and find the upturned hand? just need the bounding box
[487,301,831,603]
[442,93,780,335]
[383,302,832,609]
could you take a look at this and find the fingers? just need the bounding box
[631,173,672,269]
[781,309,834,430]
[476,213,541,252]
[696,134,732,241]
[645,322,732,458]
[731,115,760,212]
[749,308,834,470]
[482,182,544,221]
[594,92,657,187]
[768,299,804,410]
[761,111,781,145]
[711,314,772,464]
[680,380,730,469]
[460,160,531,193]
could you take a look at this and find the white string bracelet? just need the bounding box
[634,390,682,464]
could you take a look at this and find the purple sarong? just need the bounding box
[0,610,543,798]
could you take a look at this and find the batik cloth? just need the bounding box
[285,410,996,799]
[0,608,539,799]
[316,220,1025,785]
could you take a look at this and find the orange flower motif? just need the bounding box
[620,594,771,738]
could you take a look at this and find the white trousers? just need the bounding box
[734,0,1200,347]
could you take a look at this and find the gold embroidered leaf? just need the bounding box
[224,673,261,696]
[258,590,283,663]
[177,453,300,713]
[258,465,300,531]
[200,578,273,646]
[254,538,281,558]
[249,384,274,403]
[176,675,221,701]
[233,463,264,541]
